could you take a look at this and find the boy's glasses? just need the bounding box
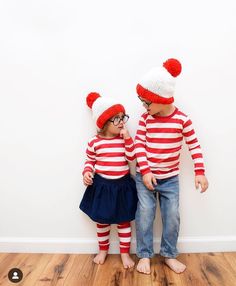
[109,114,129,126]
[138,96,152,107]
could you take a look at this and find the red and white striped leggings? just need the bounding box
[96,222,131,253]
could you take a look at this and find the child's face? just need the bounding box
[103,112,129,135]
[138,96,164,116]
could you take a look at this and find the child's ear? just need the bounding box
[101,121,109,132]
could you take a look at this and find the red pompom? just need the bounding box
[86,92,101,108]
[163,58,182,77]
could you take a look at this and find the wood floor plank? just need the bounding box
[0,253,46,286]
[0,252,235,286]
[49,254,77,286]
[0,253,9,265]
[20,253,53,286]
[92,254,138,286]
[198,252,236,286]
[60,254,90,285]
[16,253,43,286]
[0,253,23,285]
[149,255,167,286]
[162,255,185,286]
[33,254,72,286]
[63,254,98,286]
[0,253,19,274]
[223,252,236,275]
[130,255,151,286]
[176,253,211,286]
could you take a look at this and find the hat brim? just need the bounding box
[136,84,174,104]
[96,104,125,129]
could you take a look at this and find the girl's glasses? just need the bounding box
[138,96,152,107]
[109,114,129,126]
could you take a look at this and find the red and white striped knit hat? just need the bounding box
[86,92,125,130]
[136,58,182,104]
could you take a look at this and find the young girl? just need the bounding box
[79,92,138,269]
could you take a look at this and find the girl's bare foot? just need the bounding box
[136,258,151,274]
[164,258,186,273]
[93,250,108,265]
[120,253,135,269]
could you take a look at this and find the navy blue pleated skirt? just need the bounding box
[79,173,138,224]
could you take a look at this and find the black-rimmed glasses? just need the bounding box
[138,96,152,107]
[108,114,129,126]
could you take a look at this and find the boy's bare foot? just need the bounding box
[164,258,186,273]
[121,253,135,269]
[136,258,151,274]
[93,250,108,265]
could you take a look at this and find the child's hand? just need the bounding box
[195,175,209,193]
[120,126,131,140]
[142,172,157,191]
[83,172,94,186]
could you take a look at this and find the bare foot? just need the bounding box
[121,253,135,269]
[93,250,108,265]
[164,258,186,273]
[136,258,151,274]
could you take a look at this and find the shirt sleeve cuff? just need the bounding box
[124,137,133,145]
[140,167,151,176]
[195,170,205,176]
[82,168,93,176]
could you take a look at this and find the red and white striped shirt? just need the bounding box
[135,108,205,179]
[83,135,135,179]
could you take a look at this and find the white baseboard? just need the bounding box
[0,236,235,254]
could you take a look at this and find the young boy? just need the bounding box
[134,58,209,274]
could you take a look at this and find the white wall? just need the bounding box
[0,0,236,253]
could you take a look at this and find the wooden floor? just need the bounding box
[0,252,235,285]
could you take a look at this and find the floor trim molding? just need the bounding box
[0,236,235,253]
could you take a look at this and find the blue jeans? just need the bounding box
[135,172,180,258]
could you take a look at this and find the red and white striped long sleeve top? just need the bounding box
[83,135,136,179]
[135,108,205,179]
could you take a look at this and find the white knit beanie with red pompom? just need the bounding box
[86,92,125,130]
[136,58,182,104]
